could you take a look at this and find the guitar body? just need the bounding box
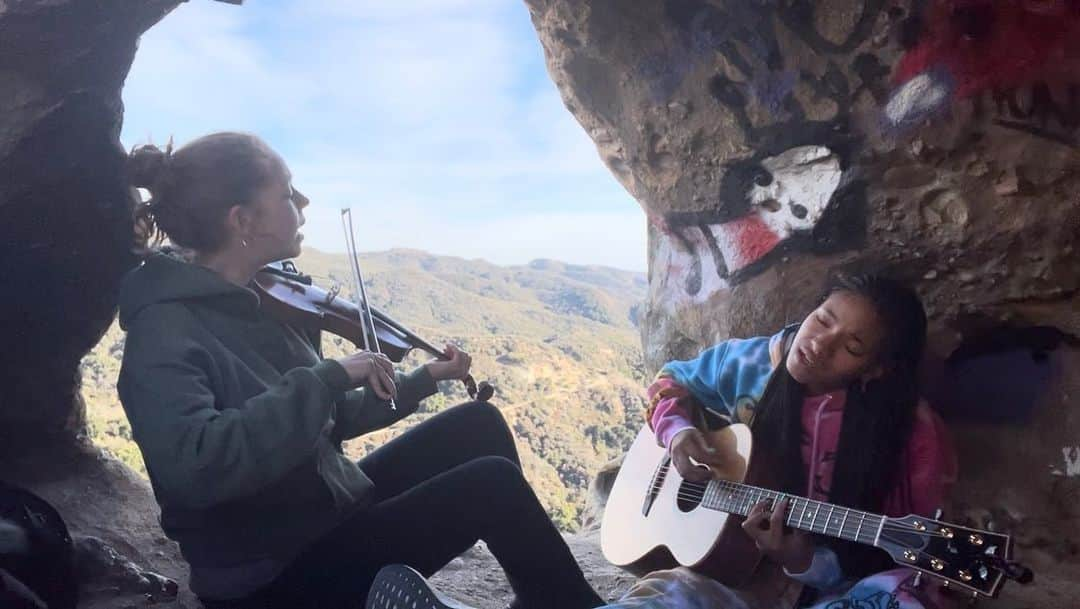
[602,425,802,605]
[603,425,1018,604]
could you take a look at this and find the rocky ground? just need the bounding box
[4,446,1075,609]
[428,533,636,609]
[2,443,631,609]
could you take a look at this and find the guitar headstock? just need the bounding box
[876,514,1012,598]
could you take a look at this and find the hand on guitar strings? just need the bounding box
[669,428,732,482]
[742,498,815,574]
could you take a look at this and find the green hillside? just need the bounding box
[80,248,648,531]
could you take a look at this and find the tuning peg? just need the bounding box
[912,572,923,588]
[968,591,979,605]
[934,507,943,520]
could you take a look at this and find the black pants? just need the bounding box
[203,402,603,609]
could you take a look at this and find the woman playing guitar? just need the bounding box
[600,273,961,609]
[117,132,604,609]
[367,275,973,609]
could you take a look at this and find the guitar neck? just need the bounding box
[701,479,886,548]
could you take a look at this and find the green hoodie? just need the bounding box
[117,253,437,600]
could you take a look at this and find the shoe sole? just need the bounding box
[366,564,475,609]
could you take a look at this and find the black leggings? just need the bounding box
[203,402,603,609]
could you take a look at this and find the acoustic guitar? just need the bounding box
[601,425,1018,604]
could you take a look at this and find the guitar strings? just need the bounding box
[638,468,992,584]
[669,486,881,541]
[654,479,957,539]
[646,462,971,541]
[669,488,958,540]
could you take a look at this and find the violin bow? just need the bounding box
[341,208,397,411]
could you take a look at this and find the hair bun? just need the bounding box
[128,143,171,190]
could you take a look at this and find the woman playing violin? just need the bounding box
[118,132,604,609]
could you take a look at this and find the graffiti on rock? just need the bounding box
[887,0,1080,145]
[651,224,729,308]
[658,143,846,288]
[1057,446,1080,477]
[643,0,1080,308]
[646,0,874,304]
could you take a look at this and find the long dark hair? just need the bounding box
[750,273,928,577]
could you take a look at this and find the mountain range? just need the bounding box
[80,248,649,530]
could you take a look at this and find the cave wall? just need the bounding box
[0,0,188,454]
[525,1,1080,605]
[0,3,222,607]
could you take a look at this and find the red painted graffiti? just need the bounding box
[888,0,1080,124]
[714,215,781,275]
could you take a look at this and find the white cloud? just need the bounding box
[121,0,645,271]
[123,3,317,144]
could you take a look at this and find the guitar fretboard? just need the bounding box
[695,478,886,547]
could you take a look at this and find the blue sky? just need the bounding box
[120,0,647,272]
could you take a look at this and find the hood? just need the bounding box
[118,252,258,329]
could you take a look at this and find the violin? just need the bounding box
[254,261,494,402]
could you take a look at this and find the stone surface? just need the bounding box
[4,442,198,609]
[0,0,182,452]
[525,1,1080,605]
[1,2,204,608]
[73,536,179,603]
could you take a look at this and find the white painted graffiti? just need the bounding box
[1061,446,1080,477]
[652,225,729,310]
[884,71,953,128]
[653,145,842,310]
[724,145,841,272]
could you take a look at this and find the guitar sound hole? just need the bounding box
[676,480,705,512]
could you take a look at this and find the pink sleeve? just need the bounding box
[651,397,695,449]
[646,375,696,448]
